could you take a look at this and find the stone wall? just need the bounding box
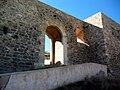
[0,0,119,76]
[0,0,83,72]
[36,1,85,65]
[102,14,120,77]
[85,12,120,77]
[0,0,109,73]
[70,22,107,65]
[0,0,45,73]
[38,3,107,65]
[0,63,107,90]
[82,22,107,64]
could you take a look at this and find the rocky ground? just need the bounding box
[54,77,120,90]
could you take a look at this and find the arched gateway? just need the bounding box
[45,25,67,65]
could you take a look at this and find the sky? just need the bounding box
[40,0,120,52]
[45,35,50,52]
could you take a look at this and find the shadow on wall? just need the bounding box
[76,27,89,46]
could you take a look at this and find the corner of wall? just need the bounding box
[101,12,120,77]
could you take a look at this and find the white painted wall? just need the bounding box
[1,63,107,90]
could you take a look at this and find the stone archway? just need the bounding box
[45,25,63,65]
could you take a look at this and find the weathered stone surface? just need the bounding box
[0,0,120,77]
[0,63,107,90]
[85,12,120,77]
[101,14,120,77]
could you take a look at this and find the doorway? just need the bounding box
[45,26,63,65]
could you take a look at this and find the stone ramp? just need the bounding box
[0,63,107,90]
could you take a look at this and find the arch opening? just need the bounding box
[45,26,63,65]
[76,27,89,46]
